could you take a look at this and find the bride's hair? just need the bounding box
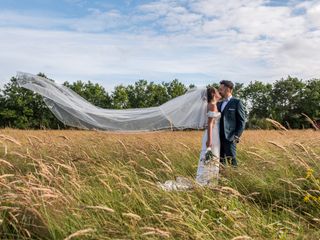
[206,87,217,103]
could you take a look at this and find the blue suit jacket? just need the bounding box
[218,97,246,142]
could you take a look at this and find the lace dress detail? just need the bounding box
[207,111,220,118]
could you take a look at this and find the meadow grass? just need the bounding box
[0,129,319,239]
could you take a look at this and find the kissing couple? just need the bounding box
[195,80,246,186]
[158,80,246,190]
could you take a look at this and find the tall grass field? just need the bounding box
[0,129,319,239]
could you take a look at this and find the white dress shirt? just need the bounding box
[221,95,232,112]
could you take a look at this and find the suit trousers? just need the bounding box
[220,131,238,166]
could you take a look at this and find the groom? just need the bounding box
[218,80,246,167]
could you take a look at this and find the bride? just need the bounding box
[158,87,221,190]
[195,87,221,186]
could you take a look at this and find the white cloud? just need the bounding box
[305,1,320,29]
[190,0,265,18]
[70,9,128,32]
[0,28,221,90]
[0,0,320,91]
[0,10,71,29]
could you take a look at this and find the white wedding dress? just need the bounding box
[195,111,221,186]
[158,111,221,191]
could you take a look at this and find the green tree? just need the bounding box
[126,80,149,108]
[126,80,172,108]
[164,79,187,99]
[233,82,244,98]
[0,74,62,129]
[240,81,273,129]
[146,82,170,107]
[63,80,112,108]
[300,78,320,128]
[270,76,305,128]
[188,84,196,89]
[1,72,318,130]
[111,85,130,109]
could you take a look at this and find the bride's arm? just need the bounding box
[206,103,217,148]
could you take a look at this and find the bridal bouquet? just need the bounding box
[203,147,218,165]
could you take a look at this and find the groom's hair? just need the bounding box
[220,80,234,90]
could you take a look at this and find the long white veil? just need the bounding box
[16,72,208,131]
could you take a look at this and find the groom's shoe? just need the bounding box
[231,158,238,167]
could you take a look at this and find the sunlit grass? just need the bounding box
[0,129,319,239]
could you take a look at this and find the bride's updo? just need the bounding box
[206,87,217,103]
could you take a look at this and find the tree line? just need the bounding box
[0,73,319,130]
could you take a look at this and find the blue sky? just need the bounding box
[0,0,319,90]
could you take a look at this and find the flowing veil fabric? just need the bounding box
[16,72,208,131]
